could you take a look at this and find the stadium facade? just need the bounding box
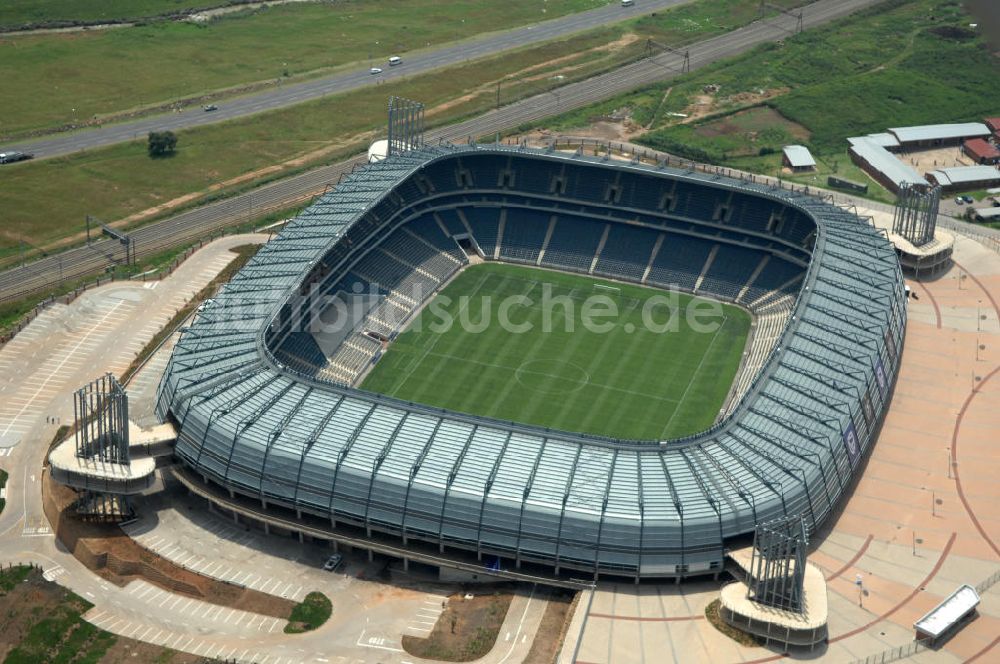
[156,144,905,580]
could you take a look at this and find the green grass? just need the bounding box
[0,566,117,664]
[360,264,750,440]
[0,563,32,592]
[0,20,635,258]
[0,1,224,29]
[0,0,805,263]
[0,0,603,137]
[535,0,1000,204]
[284,591,332,634]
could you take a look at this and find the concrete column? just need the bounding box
[296,509,302,519]
[367,549,374,562]
[261,499,267,510]
[403,558,409,572]
[516,558,522,569]
[298,532,304,543]
[228,488,235,499]
[232,512,239,525]
[331,540,339,553]
[264,522,270,535]
[330,517,337,529]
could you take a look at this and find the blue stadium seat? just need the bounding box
[698,244,763,301]
[541,217,605,272]
[465,207,501,256]
[498,209,550,263]
[593,224,659,282]
[646,234,714,291]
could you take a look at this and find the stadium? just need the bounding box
[154,139,905,582]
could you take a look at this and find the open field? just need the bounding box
[0,0,224,29]
[0,0,807,263]
[0,0,602,137]
[0,565,203,663]
[537,0,1000,202]
[360,263,751,440]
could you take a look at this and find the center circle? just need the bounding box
[514,359,590,395]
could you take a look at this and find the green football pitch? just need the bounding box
[360,263,752,440]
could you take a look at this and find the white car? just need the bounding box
[322,554,343,571]
[370,67,382,75]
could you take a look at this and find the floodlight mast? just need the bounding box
[893,183,941,247]
[387,96,426,157]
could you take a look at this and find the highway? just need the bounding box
[1,0,699,159]
[0,0,885,306]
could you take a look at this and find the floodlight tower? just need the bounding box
[893,183,941,247]
[387,96,425,156]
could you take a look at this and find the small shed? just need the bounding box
[782,145,816,172]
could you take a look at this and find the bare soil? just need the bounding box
[680,86,790,123]
[523,588,580,664]
[895,145,972,175]
[43,471,296,619]
[402,585,515,662]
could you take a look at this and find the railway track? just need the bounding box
[0,0,884,305]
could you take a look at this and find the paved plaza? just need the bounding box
[564,229,1000,664]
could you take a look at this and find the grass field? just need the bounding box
[537,0,1000,202]
[360,264,751,440]
[0,0,806,265]
[0,1,219,29]
[0,0,602,137]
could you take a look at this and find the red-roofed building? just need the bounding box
[986,118,1000,140]
[963,138,1000,165]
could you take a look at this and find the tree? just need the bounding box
[147,130,177,157]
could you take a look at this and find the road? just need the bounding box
[0,0,886,306]
[0,0,699,159]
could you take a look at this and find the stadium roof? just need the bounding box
[782,145,816,168]
[888,123,990,144]
[156,144,905,578]
[927,165,1000,187]
[849,138,925,189]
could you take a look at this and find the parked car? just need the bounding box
[322,554,343,571]
[954,196,964,205]
[962,195,975,204]
[203,104,219,112]
[370,67,383,75]
[388,56,401,66]
[0,151,33,164]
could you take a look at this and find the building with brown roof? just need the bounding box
[963,138,1000,165]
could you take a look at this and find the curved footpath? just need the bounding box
[565,227,1000,664]
[0,235,551,663]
